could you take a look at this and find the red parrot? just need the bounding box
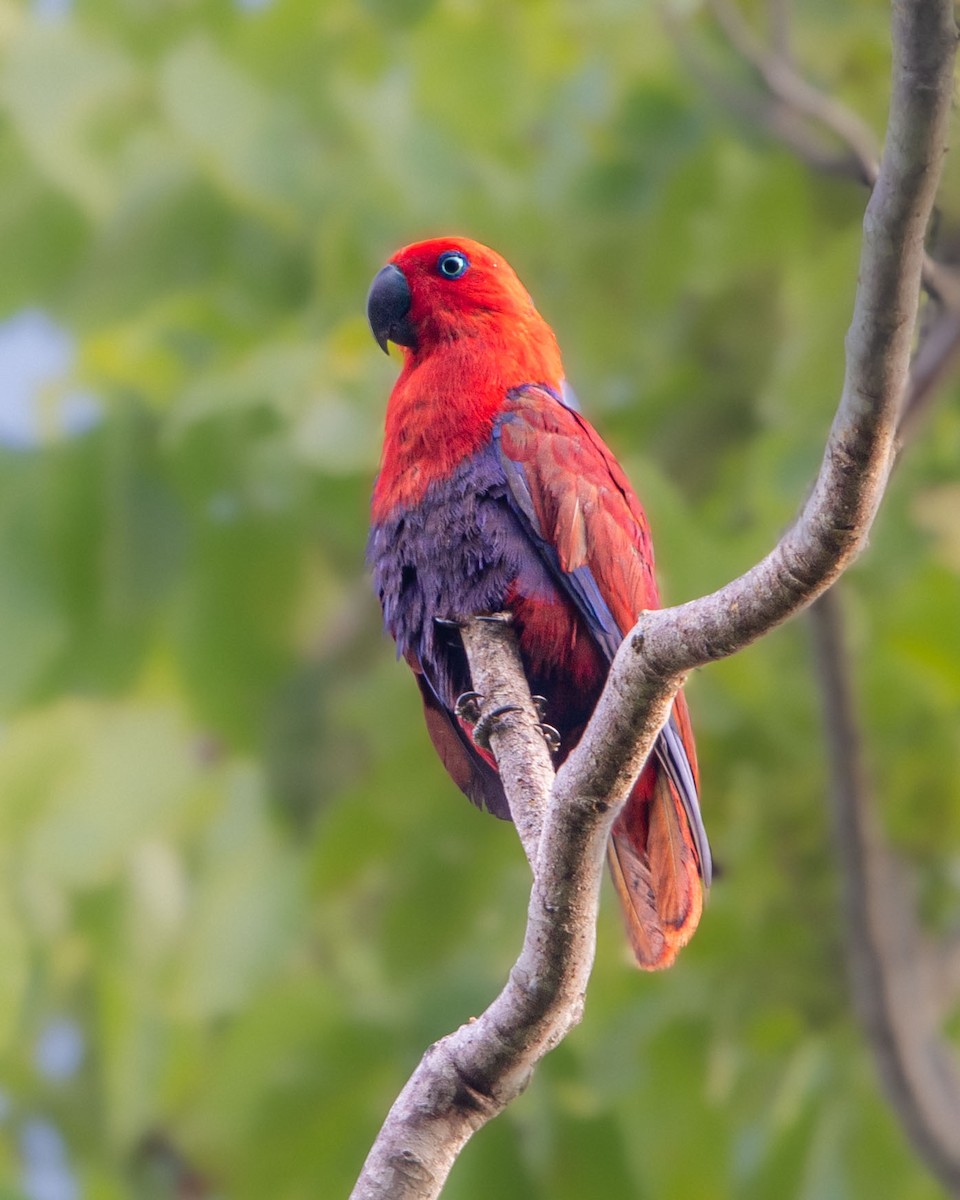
[367,237,710,969]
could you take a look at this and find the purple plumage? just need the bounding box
[368,237,710,969]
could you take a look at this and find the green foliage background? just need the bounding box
[0,0,958,1196]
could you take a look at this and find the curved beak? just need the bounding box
[367,263,416,354]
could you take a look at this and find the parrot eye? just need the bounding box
[437,250,469,279]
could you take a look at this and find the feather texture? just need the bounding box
[368,237,710,969]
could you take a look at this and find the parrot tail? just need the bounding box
[607,767,704,970]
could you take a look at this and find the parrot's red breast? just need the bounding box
[367,237,710,969]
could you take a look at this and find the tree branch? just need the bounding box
[896,304,960,443]
[707,0,881,185]
[766,0,792,61]
[350,617,622,1200]
[810,589,960,1193]
[352,3,957,1195]
[458,616,555,868]
[602,0,954,690]
[660,4,860,178]
[802,224,960,1194]
[680,9,960,1177]
[697,0,960,1187]
[667,0,960,309]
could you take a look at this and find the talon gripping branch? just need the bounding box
[367,238,711,969]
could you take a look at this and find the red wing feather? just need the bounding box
[497,386,708,969]
[498,389,661,634]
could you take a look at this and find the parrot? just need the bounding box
[366,237,710,969]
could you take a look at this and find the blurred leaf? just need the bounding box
[0,0,956,1196]
[0,23,139,215]
[913,482,960,573]
[158,36,322,228]
[0,455,68,709]
[173,764,303,1020]
[9,702,198,888]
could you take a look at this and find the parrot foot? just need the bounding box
[455,690,484,723]
[536,723,562,754]
[530,696,560,752]
[472,704,523,750]
[435,613,512,628]
[473,611,514,625]
[458,690,561,752]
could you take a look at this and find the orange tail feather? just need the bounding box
[608,767,704,970]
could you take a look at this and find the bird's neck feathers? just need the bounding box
[372,310,563,520]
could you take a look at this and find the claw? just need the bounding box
[537,722,562,754]
[455,690,483,723]
[473,704,523,750]
[529,696,559,749]
[435,616,464,628]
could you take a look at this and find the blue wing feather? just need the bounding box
[657,716,713,886]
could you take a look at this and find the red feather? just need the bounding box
[371,239,563,521]
[368,237,708,969]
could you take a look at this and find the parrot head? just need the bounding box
[366,237,566,516]
[367,237,545,357]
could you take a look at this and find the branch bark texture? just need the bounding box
[458,616,555,867]
[352,4,958,1196]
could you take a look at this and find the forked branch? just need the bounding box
[351,3,958,1196]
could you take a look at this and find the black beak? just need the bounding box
[367,263,416,354]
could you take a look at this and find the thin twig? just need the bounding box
[661,12,862,176]
[938,932,960,1007]
[767,0,792,61]
[810,590,960,1193]
[896,306,960,444]
[668,0,960,310]
[708,0,880,183]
